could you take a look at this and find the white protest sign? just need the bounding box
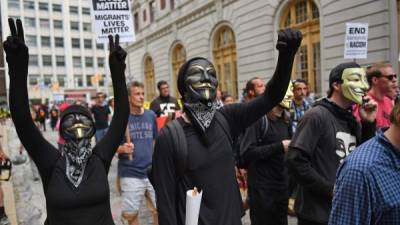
[91,0,135,43]
[344,23,368,59]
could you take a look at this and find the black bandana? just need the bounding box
[63,138,92,187]
[184,101,218,133]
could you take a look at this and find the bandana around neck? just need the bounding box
[184,101,218,133]
[63,138,92,188]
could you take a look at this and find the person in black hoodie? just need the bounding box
[150,80,181,117]
[152,28,302,225]
[285,62,377,225]
[3,19,129,225]
[241,83,293,225]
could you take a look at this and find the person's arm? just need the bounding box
[3,19,59,177]
[220,29,302,136]
[243,142,284,163]
[328,166,374,225]
[152,129,178,225]
[285,110,334,199]
[93,35,129,168]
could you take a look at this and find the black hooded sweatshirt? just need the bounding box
[285,98,375,223]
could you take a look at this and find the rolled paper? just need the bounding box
[185,187,203,225]
[125,127,133,160]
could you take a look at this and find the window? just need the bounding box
[29,75,39,86]
[84,39,92,49]
[160,0,166,10]
[8,0,20,9]
[171,44,186,97]
[38,2,48,11]
[71,38,80,48]
[52,4,62,12]
[40,19,50,28]
[41,36,51,47]
[170,0,175,9]
[73,56,82,67]
[42,55,52,66]
[74,75,83,87]
[144,56,156,100]
[70,21,79,31]
[25,17,36,28]
[86,75,92,87]
[54,37,64,47]
[24,1,35,10]
[134,13,139,32]
[70,6,78,14]
[56,56,65,66]
[53,20,63,29]
[99,77,105,86]
[57,75,66,87]
[97,57,105,67]
[83,22,92,32]
[143,9,147,22]
[85,57,93,67]
[26,35,37,47]
[96,43,104,50]
[280,0,321,93]
[213,26,238,99]
[43,75,52,86]
[82,7,90,15]
[29,55,38,66]
[149,1,155,22]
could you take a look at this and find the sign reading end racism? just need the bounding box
[344,23,368,59]
[92,0,135,43]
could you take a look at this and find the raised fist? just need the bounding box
[276,28,302,54]
[3,18,29,76]
[108,34,127,76]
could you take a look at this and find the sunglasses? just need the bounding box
[381,74,397,81]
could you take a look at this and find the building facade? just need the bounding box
[127,0,400,101]
[0,0,112,104]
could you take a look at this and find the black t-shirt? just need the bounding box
[149,95,181,117]
[286,100,356,223]
[91,105,110,129]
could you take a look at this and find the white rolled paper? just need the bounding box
[185,188,203,225]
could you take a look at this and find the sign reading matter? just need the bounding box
[344,23,368,59]
[92,0,135,43]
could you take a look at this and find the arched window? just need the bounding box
[171,43,186,97]
[144,56,156,101]
[280,0,321,93]
[212,26,238,99]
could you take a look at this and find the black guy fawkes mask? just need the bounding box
[61,113,95,141]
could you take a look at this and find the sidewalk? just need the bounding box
[1,121,17,225]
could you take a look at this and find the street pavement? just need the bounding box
[7,122,296,225]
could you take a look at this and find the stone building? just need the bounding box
[127,0,400,101]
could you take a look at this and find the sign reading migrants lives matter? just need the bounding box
[92,0,135,43]
[344,23,368,59]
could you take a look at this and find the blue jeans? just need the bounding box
[95,128,108,143]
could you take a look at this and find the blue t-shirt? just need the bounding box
[118,109,157,178]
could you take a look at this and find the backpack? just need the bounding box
[148,111,232,183]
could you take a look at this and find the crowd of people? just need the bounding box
[0,18,399,225]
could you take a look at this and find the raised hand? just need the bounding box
[276,28,302,54]
[3,18,29,77]
[108,34,127,77]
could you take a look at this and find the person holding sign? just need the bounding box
[3,18,129,225]
[151,28,302,225]
[116,81,158,225]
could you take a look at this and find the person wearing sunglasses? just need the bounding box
[353,63,397,128]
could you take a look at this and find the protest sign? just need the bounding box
[344,23,368,59]
[91,0,135,43]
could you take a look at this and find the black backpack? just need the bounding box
[148,112,233,183]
